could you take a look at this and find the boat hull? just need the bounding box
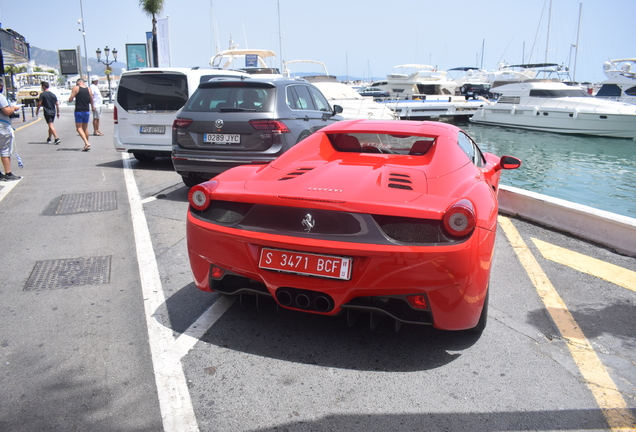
[471,105,636,138]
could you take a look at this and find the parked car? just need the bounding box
[185,119,521,332]
[113,67,249,162]
[172,77,343,187]
[357,87,391,99]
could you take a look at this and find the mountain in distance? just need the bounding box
[31,46,126,76]
[30,46,379,83]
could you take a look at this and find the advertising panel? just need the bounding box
[126,44,148,70]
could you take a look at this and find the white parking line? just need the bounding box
[122,153,237,431]
[0,179,21,203]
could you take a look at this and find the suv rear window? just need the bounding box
[184,84,274,112]
[117,73,189,112]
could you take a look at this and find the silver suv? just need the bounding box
[172,77,342,187]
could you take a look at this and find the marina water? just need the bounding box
[456,122,636,219]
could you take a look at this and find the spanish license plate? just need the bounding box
[140,126,166,134]
[259,248,352,280]
[203,133,240,144]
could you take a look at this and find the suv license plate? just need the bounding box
[259,248,352,280]
[140,126,166,134]
[204,133,240,144]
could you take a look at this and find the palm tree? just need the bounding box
[138,0,164,67]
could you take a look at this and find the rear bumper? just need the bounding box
[186,211,495,331]
[172,148,279,178]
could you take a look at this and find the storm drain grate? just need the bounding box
[23,256,111,291]
[55,191,117,215]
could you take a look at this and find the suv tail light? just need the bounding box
[249,120,290,133]
[442,199,476,238]
[113,106,118,124]
[173,118,193,130]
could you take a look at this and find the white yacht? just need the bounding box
[283,60,397,120]
[595,58,636,105]
[209,48,282,78]
[470,80,636,138]
[370,64,458,99]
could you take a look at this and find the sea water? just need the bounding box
[458,122,636,219]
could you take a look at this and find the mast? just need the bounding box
[277,0,283,72]
[544,0,552,64]
[572,2,582,81]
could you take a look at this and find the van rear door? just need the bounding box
[114,71,189,158]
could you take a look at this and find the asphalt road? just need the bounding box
[0,106,634,432]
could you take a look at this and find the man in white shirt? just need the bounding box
[89,75,104,136]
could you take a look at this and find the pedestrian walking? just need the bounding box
[68,78,93,151]
[36,81,61,145]
[0,79,23,181]
[89,75,104,136]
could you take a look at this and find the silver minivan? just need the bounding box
[113,67,249,162]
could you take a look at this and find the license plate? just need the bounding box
[140,126,166,134]
[203,133,240,144]
[259,248,352,280]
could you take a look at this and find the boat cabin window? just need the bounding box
[625,86,636,96]
[595,84,622,97]
[328,133,436,156]
[457,132,485,167]
[529,88,591,98]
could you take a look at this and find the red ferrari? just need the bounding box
[186,120,521,331]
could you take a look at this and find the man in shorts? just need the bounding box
[68,78,93,151]
[36,81,61,144]
[0,79,23,181]
[89,75,104,136]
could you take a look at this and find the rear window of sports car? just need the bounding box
[327,133,436,155]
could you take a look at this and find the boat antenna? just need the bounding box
[277,0,284,72]
[572,2,582,81]
[544,0,552,64]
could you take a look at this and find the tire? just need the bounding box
[182,175,203,188]
[295,132,311,144]
[469,287,489,333]
[133,152,156,163]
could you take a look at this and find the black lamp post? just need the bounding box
[96,46,118,104]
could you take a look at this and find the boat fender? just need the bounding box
[533,106,539,116]
[572,108,579,119]
[511,106,516,115]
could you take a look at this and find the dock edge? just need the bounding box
[498,185,636,257]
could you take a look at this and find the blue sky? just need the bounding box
[1,0,634,83]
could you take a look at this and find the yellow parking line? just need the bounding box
[531,238,636,292]
[14,117,41,131]
[498,216,636,431]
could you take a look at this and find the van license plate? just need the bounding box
[140,126,166,134]
[204,134,240,144]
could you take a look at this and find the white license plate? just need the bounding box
[140,126,166,134]
[259,248,352,280]
[203,133,240,144]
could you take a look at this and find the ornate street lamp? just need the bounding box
[96,46,118,104]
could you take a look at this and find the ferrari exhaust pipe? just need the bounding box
[295,294,311,309]
[276,290,292,306]
[314,296,332,312]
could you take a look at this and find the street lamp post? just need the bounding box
[95,46,118,104]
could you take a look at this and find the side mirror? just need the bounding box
[332,104,343,116]
[495,155,521,171]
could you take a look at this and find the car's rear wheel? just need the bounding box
[133,152,156,163]
[469,288,489,333]
[182,175,204,188]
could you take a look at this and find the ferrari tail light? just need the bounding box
[407,295,428,309]
[442,199,476,238]
[188,180,219,211]
[173,118,193,130]
[249,119,290,133]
